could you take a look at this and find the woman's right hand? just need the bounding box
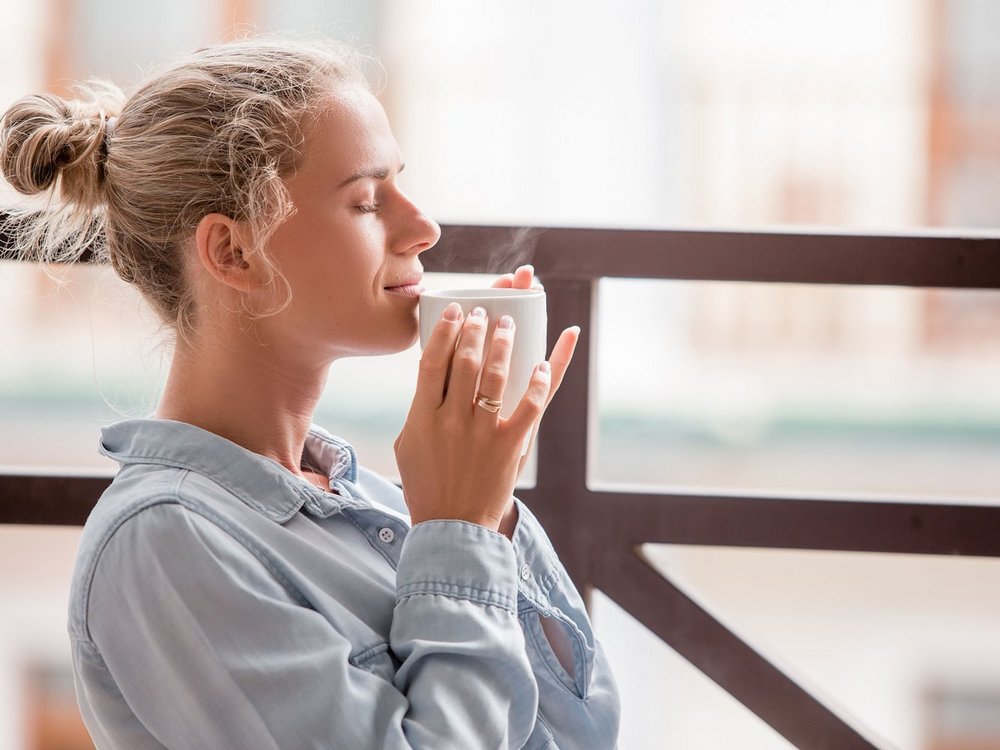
[394,302,553,532]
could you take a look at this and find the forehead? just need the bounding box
[296,88,398,177]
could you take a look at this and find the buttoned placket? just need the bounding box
[341,506,408,568]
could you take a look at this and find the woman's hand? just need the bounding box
[395,302,552,531]
[395,265,579,535]
[490,263,544,292]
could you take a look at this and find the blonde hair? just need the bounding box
[0,37,372,347]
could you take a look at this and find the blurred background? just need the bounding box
[2,0,1000,748]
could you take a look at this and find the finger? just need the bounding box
[474,315,515,420]
[505,361,552,438]
[491,273,515,289]
[512,264,534,289]
[511,327,579,480]
[519,418,541,469]
[544,326,580,407]
[514,327,577,463]
[413,302,464,411]
[446,305,490,412]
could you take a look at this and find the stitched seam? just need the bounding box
[106,453,302,519]
[79,469,187,640]
[398,580,515,599]
[535,712,558,749]
[175,483,310,607]
[551,606,592,699]
[396,590,517,615]
[512,532,560,601]
[536,565,559,596]
[350,641,390,666]
[79,471,310,641]
[525,612,585,698]
[309,429,358,481]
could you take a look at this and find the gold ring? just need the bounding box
[475,391,503,413]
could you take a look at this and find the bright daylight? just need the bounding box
[1,1,999,749]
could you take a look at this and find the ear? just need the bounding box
[193,213,263,292]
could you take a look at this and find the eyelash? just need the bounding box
[357,202,381,214]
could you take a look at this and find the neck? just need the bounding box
[155,323,331,478]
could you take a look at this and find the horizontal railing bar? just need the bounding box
[568,490,1000,557]
[5,472,1000,560]
[0,474,113,525]
[429,225,1000,289]
[4,216,1000,289]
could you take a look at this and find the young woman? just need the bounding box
[1,37,620,748]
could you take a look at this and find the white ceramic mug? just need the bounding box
[419,288,547,454]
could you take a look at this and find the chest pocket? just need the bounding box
[350,642,400,684]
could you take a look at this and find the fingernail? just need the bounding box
[521,264,534,273]
[470,306,487,320]
[498,315,514,330]
[569,326,581,335]
[539,361,551,374]
[443,302,462,321]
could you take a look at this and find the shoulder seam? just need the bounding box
[77,471,310,642]
[78,469,188,642]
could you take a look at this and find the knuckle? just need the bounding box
[418,357,446,377]
[452,352,481,373]
[491,331,513,349]
[482,364,508,382]
[525,393,547,413]
[524,383,550,410]
[464,315,486,332]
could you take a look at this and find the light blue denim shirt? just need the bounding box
[67,418,620,749]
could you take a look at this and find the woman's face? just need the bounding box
[260,86,440,359]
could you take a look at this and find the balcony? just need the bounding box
[4,224,1000,749]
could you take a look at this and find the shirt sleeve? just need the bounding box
[509,497,622,748]
[78,502,539,750]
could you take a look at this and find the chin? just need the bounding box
[357,326,420,357]
[397,327,421,353]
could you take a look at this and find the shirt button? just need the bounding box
[378,527,395,544]
[519,563,531,581]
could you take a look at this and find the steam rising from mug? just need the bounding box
[431,227,546,275]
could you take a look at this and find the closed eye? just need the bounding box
[357,203,381,214]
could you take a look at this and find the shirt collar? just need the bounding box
[98,418,359,523]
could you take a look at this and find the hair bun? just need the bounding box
[1,81,124,209]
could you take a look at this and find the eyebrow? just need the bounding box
[337,163,405,189]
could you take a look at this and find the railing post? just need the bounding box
[527,275,599,604]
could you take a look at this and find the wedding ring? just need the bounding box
[475,391,503,413]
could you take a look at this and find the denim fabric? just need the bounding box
[68,418,620,749]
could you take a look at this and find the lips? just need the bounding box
[384,272,424,290]
[385,273,424,297]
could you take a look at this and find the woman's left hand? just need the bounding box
[490,265,579,535]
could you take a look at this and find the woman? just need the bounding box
[1,37,620,748]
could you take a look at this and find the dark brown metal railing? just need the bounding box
[4,223,1000,749]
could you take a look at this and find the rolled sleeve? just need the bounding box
[391,519,538,749]
[395,520,519,613]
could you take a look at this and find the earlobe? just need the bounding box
[194,213,256,290]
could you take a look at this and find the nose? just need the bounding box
[414,211,441,255]
[397,193,441,256]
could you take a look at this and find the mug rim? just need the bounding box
[419,288,545,299]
